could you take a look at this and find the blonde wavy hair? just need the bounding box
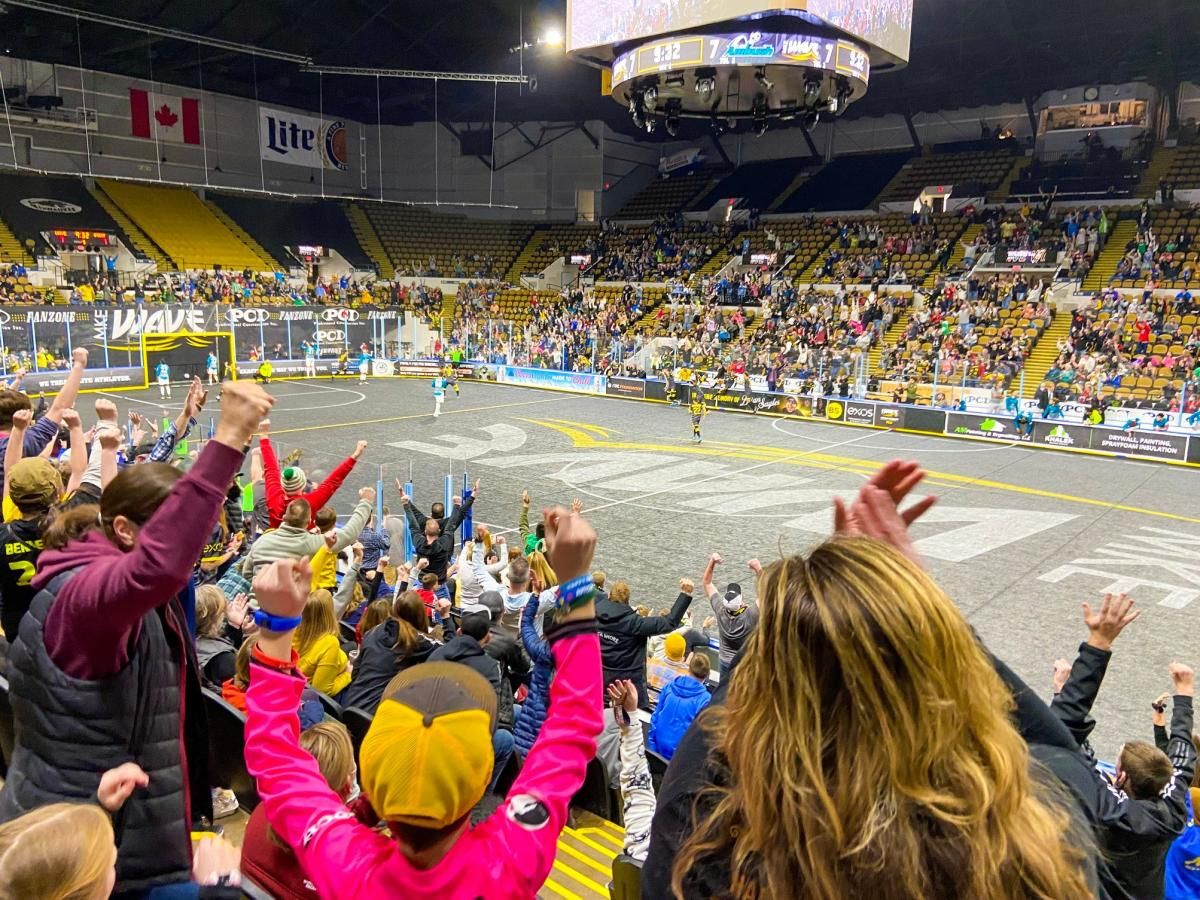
[527,550,558,590]
[0,802,114,899]
[672,537,1092,900]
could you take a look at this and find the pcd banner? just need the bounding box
[606,376,645,399]
[23,366,147,392]
[497,366,606,395]
[259,106,352,171]
[1091,429,1189,462]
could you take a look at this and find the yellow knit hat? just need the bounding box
[360,662,497,829]
[664,632,687,661]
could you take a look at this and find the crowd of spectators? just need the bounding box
[876,276,1049,387]
[571,217,732,282]
[812,220,953,285]
[1109,204,1198,288]
[0,348,1192,899]
[1038,287,1200,411]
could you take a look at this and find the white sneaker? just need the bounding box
[211,787,239,819]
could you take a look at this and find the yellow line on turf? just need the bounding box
[576,827,625,850]
[523,419,1200,526]
[268,397,563,435]
[550,859,612,895]
[539,875,584,900]
[555,840,617,876]
[563,827,622,857]
[542,418,615,438]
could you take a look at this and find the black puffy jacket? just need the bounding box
[596,591,692,706]
[340,619,438,714]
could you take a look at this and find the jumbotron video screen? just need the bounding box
[567,0,913,62]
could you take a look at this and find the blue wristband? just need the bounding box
[556,574,595,609]
[253,609,303,632]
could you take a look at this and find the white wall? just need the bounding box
[0,55,607,218]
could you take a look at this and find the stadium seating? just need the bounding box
[97,180,275,271]
[1104,207,1198,291]
[507,224,602,280]
[209,193,372,270]
[878,147,1019,202]
[1009,156,1141,201]
[798,213,967,284]
[775,151,912,213]
[361,204,532,279]
[0,172,132,262]
[1163,143,1200,190]
[613,171,713,219]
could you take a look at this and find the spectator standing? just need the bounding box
[0,456,61,638]
[596,579,693,706]
[0,381,273,892]
[701,553,760,674]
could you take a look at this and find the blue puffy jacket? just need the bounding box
[648,675,711,761]
[514,597,553,758]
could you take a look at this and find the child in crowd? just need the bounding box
[295,589,352,696]
[243,504,602,898]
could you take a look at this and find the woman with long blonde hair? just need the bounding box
[650,462,1097,900]
[294,589,351,696]
[0,802,115,899]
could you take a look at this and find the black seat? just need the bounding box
[314,690,344,721]
[338,620,357,644]
[0,673,13,778]
[611,853,644,900]
[201,688,260,812]
[645,748,670,794]
[342,706,374,766]
[572,756,622,825]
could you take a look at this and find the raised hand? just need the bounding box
[1170,661,1194,697]
[1082,593,1140,652]
[680,577,695,595]
[747,558,762,575]
[542,504,597,584]
[1052,658,1072,694]
[61,408,81,430]
[571,498,583,514]
[94,397,118,423]
[252,557,311,622]
[351,541,364,562]
[97,762,149,812]
[226,593,251,631]
[521,489,530,507]
[352,440,368,460]
[215,382,274,450]
[834,460,937,562]
[10,408,32,430]
[71,347,88,368]
[97,429,121,452]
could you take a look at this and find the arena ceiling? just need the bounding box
[6,0,1200,139]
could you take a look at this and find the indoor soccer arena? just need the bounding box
[0,1,1195,898]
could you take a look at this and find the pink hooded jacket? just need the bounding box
[244,628,603,899]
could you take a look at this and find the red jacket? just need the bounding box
[260,436,358,528]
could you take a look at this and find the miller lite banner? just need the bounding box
[258,106,351,172]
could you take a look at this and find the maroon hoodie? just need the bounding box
[38,441,243,679]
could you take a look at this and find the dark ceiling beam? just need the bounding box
[578,123,599,150]
[902,111,921,151]
[493,125,580,173]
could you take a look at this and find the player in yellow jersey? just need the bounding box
[442,361,459,397]
[689,390,707,443]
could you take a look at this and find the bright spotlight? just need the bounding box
[542,25,563,46]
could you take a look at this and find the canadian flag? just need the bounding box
[129,88,201,145]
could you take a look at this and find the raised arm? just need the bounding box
[702,552,720,603]
[1049,594,1139,750]
[630,584,694,638]
[333,545,363,619]
[610,679,655,862]
[44,382,273,679]
[3,409,30,497]
[331,491,375,553]
[63,409,86,494]
[258,429,287,526]
[305,440,366,511]
[44,347,88,426]
[444,490,475,534]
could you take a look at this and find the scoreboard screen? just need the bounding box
[49,229,115,249]
[612,31,871,91]
[568,0,912,63]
